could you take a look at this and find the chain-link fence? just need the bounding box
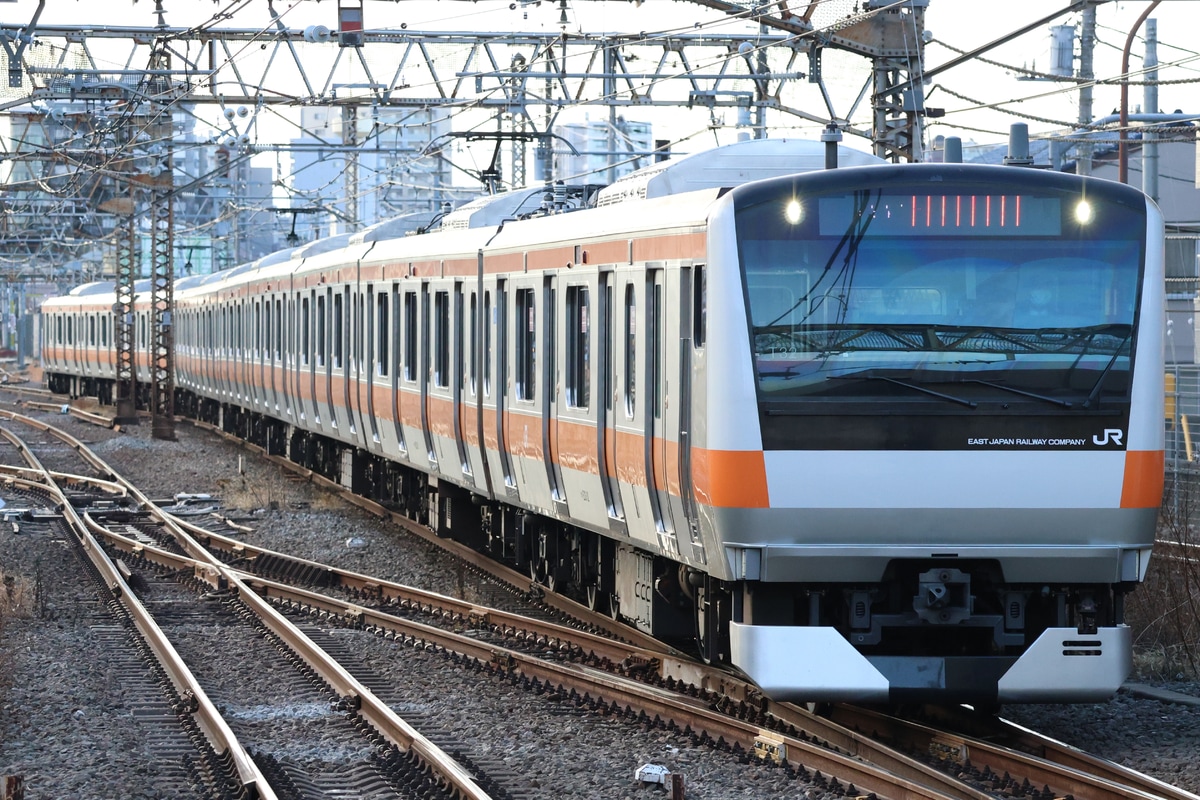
[1167,364,1200,496]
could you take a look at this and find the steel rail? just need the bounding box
[109,512,998,800]
[198,420,673,653]
[18,400,119,428]
[1,408,495,800]
[826,704,1200,800]
[163,509,705,681]
[93,519,961,800]
[0,423,277,800]
[12,410,1188,800]
[0,463,126,496]
[908,704,1200,800]
[181,417,1196,800]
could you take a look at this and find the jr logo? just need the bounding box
[1093,428,1124,446]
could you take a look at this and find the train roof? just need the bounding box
[352,210,439,243]
[437,187,547,231]
[69,281,116,297]
[174,275,210,291]
[257,246,300,268]
[293,232,356,260]
[594,137,884,206]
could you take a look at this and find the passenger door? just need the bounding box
[598,272,625,525]
[543,275,568,513]
[645,268,677,550]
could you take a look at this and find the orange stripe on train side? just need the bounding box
[1121,450,1165,508]
[692,448,769,509]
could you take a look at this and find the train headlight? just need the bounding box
[1074,199,1093,224]
[785,199,803,225]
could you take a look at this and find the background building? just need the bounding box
[287,106,460,243]
[552,117,654,185]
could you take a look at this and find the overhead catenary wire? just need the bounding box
[7,0,1198,271]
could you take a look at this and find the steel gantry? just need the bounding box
[1,2,930,158]
[145,44,177,440]
[0,0,932,436]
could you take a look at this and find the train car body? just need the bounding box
[42,139,1165,705]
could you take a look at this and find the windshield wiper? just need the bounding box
[829,372,977,408]
[1081,332,1132,408]
[755,323,1134,358]
[965,379,1073,408]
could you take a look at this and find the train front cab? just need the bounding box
[703,165,1165,704]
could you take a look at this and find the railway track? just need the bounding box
[4,401,1197,800]
[0,410,496,800]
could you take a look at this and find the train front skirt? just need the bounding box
[730,623,1132,704]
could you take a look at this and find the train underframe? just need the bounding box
[73,378,1134,704]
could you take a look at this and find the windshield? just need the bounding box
[737,182,1145,410]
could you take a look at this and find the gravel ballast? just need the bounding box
[3,410,1200,799]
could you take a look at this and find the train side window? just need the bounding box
[454,289,465,399]
[515,287,536,401]
[469,291,477,396]
[255,301,262,358]
[403,291,418,381]
[316,293,327,367]
[393,284,403,379]
[652,280,662,420]
[434,290,450,388]
[693,265,706,348]
[89,316,96,346]
[421,289,431,389]
[376,290,389,377]
[56,316,63,345]
[102,316,108,348]
[271,298,279,362]
[565,286,590,408]
[67,316,74,345]
[483,291,492,397]
[333,290,344,370]
[355,291,364,370]
[301,296,311,365]
[624,284,636,417]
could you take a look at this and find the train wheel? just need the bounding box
[585,583,610,615]
[529,557,559,592]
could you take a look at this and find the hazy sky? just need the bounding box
[1,0,1195,158]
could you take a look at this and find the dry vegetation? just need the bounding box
[1128,471,1200,680]
[214,469,343,515]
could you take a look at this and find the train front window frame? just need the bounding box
[734,174,1147,413]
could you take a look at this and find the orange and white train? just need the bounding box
[42,139,1165,704]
